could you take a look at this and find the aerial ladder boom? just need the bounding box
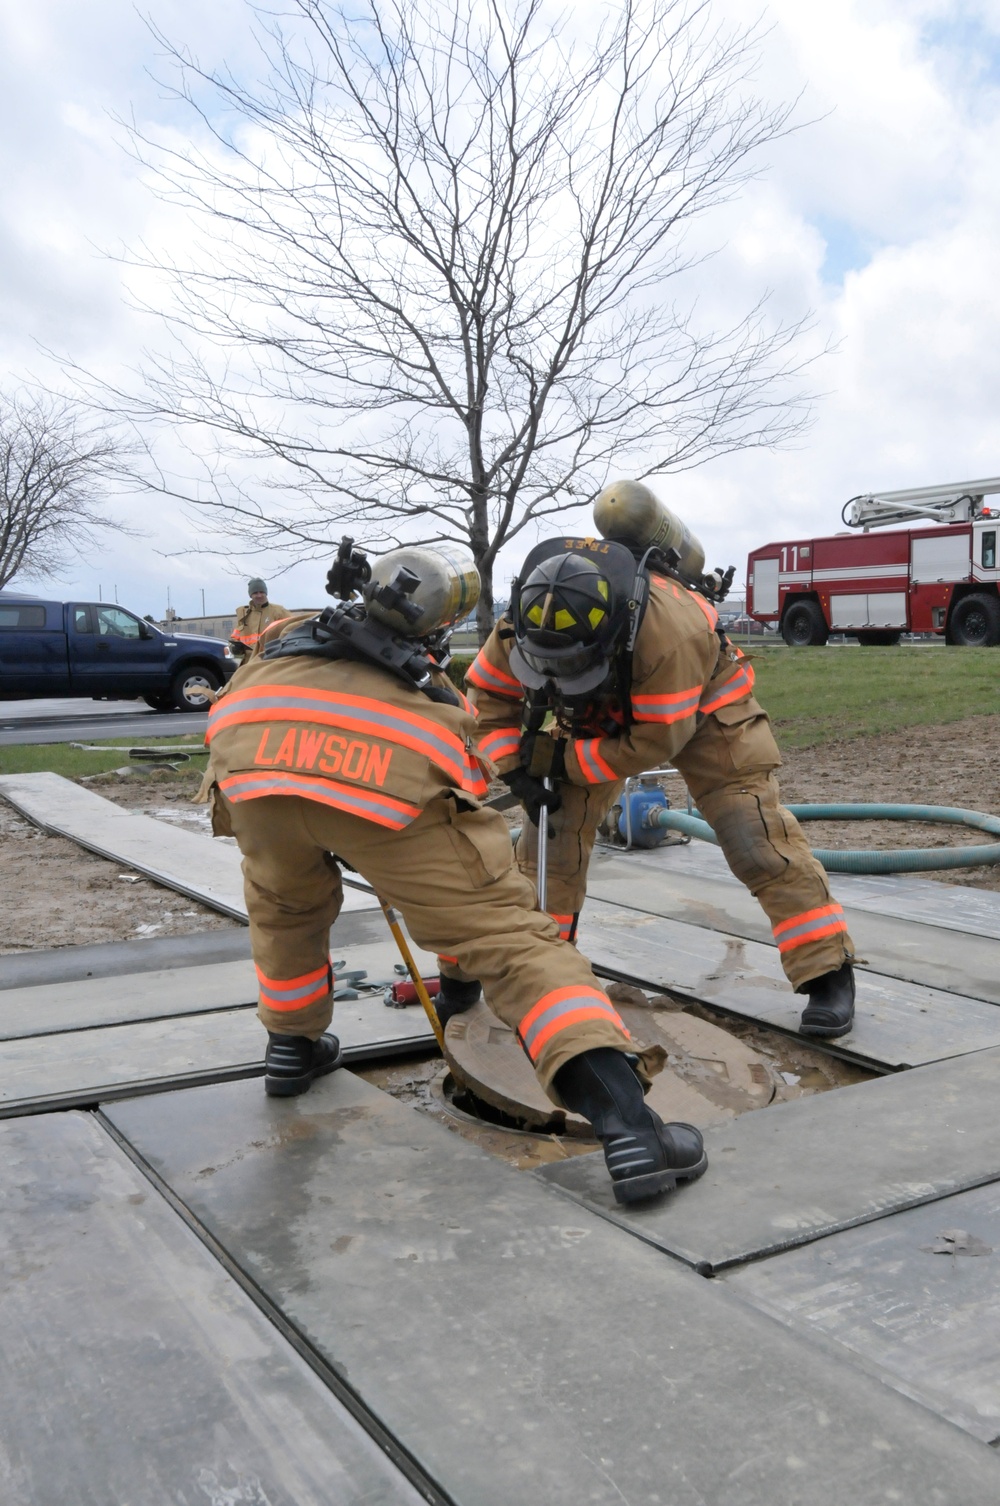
[844,476,1000,531]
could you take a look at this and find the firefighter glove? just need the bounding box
[521,731,567,782]
[502,767,562,829]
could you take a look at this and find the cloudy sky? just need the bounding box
[2,0,1000,619]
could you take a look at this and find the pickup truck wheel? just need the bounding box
[171,665,222,711]
[143,693,174,711]
[946,593,1000,647]
[781,600,828,647]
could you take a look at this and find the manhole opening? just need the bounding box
[438,1072,595,1139]
[357,988,879,1165]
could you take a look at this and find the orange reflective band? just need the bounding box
[255,961,330,992]
[437,953,459,966]
[773,903,848,953]
[233,616,289,649]
[518,985,629,1063]
[699,662,756,716]
[548,912,578,943]
[631,685,702,725]
[219,770,422,830]
[208,683,484,796]
[478,728,522,761]
[466,652,524,699]
[255,960,332,1012]
[465,759,490,799]
[574,738,618,785]
[691,593,719,630]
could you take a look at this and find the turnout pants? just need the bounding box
[221,791,650,1101]
[513,699,855,991]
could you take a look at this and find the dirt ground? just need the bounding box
[0,770,240,954]
[777,714,1000,891]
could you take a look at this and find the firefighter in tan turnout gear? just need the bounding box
[229,578,288,663]
[205,536,707,1206]
[465,482,857,1040]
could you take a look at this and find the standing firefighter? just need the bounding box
[465,481,857,1040]
[229,577,288,663]
[204,536,707,1206]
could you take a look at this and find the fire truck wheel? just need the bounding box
[781,600,828,647]
[947,593,1000,648]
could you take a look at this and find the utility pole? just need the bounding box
[114,584,119,604]
[98,584,102,601]
[201,588,206,617]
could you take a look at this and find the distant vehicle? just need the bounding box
[0,594,238,709]
[723,614,768,636]
[747,477,1000,646]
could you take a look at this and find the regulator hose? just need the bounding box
[649,803,1000,875]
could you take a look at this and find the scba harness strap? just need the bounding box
[260,603,459,707]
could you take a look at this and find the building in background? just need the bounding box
[160,609,320,639]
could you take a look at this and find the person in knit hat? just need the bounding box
[229,578,288,664]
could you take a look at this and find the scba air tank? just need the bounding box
[365,545,481,636]
[594,480,706,586]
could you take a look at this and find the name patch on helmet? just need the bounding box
[252,727,393,786]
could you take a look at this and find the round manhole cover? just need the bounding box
[443,996,775,1132]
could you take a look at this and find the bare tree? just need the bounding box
[0,394,127,591]
[114,0,813,639]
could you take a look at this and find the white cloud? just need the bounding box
[3,0,1000,613]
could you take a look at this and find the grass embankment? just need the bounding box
[749,643,999,749]
[0,735,207,780]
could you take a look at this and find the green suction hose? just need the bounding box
[650,803,1000,874]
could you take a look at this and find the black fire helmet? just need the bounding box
[510,542,635,695]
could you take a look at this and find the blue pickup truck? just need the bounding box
[0,593,238,711]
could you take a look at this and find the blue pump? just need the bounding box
[616,783,673,848]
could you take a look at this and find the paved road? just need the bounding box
[0,699,208,747]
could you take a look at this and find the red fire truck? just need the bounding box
[746,478,1000,646]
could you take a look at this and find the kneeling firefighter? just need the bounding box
[203,535,707,1205]
[464,481,857,1039]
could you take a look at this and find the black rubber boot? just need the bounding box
[264,1032,343,1097]
[433,977,482,1029]
[553,1048,707,1205]
[799,962,856,1039]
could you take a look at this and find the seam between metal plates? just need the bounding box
[94,1108,457,1506]
[0,1038,435,1119]
[587,963,899,1073]
[0,1000,258,1043]
[540,1159,1000,1276]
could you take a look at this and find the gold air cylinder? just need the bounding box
[594,480,706,585]
[365,545,481,636]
